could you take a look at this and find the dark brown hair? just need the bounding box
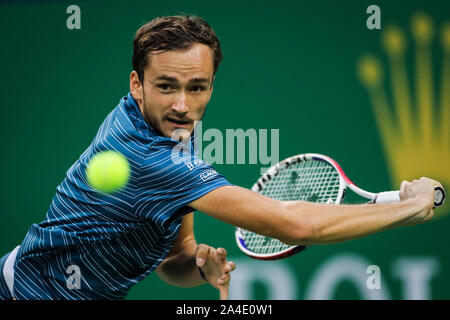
[132,15,223,81]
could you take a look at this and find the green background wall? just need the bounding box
[0,0,449,299]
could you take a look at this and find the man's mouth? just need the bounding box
[166,117,192,127]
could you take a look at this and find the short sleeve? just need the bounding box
[135,138,232,225]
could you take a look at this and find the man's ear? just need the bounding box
[130,71,143,106]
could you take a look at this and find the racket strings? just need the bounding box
[240,159,342,255]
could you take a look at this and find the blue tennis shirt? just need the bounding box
[12,93,231,299]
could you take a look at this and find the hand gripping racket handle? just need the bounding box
[376,186,446,208]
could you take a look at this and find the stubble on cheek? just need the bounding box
[141,93,164,134]
[141,90,209,139]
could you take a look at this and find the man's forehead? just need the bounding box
[146,43,214,81]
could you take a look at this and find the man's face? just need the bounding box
[130,43,215,140]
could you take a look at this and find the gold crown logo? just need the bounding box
[357,12,450,217]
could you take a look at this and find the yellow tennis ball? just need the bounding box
[86,151,130,193]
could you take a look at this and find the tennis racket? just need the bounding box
[235,153,446,260]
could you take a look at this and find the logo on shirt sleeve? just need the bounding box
[200,169,218,182]
[186,159,208,171]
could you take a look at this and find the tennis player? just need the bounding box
[0,15,442,300]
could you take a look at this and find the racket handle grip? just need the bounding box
[376,186,446,208]
[375,191,400,204]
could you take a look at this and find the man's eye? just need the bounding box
[191,86,205,92]
[157,84,172,91]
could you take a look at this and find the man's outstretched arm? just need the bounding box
[189,177,441,245]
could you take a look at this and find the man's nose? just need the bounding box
[171,93,189,115]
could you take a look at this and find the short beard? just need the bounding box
[141,90,165,137]
[141,88,208,139]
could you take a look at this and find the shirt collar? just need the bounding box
[122,92,157,138]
